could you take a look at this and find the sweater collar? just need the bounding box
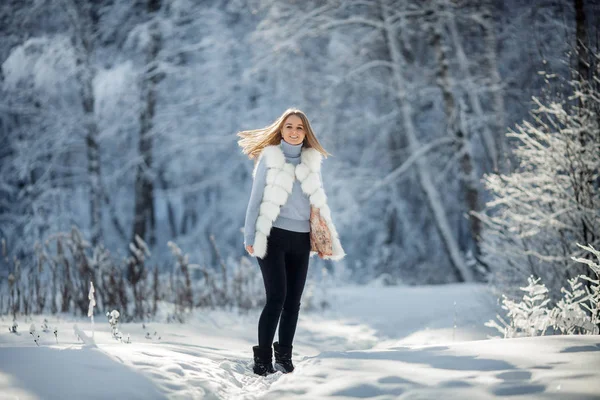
[280,139,303,158]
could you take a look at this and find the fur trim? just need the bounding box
[259,201,280,222]
[295,163,311,181]
[254,232,268,258]
[310,188,327,208]
[256,215,272,235]
[273,171,294,193]
[263,145,286,169]
[301,148,322,172]
[264,185,289,206]
[300,172,321,195]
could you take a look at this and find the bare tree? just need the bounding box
[479,0,508,172]
[444,0,499,173]
[427,0,482,267]
[574,0,590,81]
[379,0,473,281]
[62,0,104,246]
[132,0,162,247]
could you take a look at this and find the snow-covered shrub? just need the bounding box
[488,243,600,337]
[41,318,50,333]
[475,52,600,302]
[4,227,150,320]
[167,241,195,314]
[126,235,152,320]
[29,323,40,346]
[550,275,598,334]
[2,227,330,319]
[88,281,96,337]
[166,240,264,316]
[485,276,552,338]
[566,243,600,332]
[230,256,263,312]
[302,267,332,311]
[106,309,122,340]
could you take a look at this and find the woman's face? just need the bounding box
[281,114,306,145]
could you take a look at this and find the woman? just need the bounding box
[237,108,345,376]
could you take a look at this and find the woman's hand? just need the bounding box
[246,245,254,255]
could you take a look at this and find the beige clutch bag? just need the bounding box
[309,206,333,256]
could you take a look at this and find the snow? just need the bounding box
[1,283,599,399]
[2,36,77,95]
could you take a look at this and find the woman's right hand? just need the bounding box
[245,245,254,255]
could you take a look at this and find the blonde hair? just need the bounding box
[237,108,330,160]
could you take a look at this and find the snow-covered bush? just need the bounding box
[106,309,122,340]
[487,243,600,337]
[565,243,600,332]
[1,228,329,319]
[167,241,195,316]
[88,281,96,337]
[29,323,40,346]
[486,276,552,338]
[550,275,598,334]
[126,235,152,320]
[475,52,600,302]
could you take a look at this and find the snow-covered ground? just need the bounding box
[1,283,599,399]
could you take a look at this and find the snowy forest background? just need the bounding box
[0,0,599,320]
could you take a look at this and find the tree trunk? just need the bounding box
[480,0,507,172]
[132,0,162,247]
[157,169,178,238]
[65,0,103,246]
[574,0,590,81]
[429,0,482,264]
[381,0,473,282]
[180,193,198,236]
[445,0,498,173]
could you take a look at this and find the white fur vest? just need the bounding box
[251,144,345,261]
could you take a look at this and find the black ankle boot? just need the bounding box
[273,341,294,373]
[252,345,275,376]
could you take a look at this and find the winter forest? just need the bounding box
[3,0,599,315]
[1,0,600,398]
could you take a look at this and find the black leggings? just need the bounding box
[257,227,311,349]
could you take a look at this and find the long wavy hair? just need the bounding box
[237,108,329,160]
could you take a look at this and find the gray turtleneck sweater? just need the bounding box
[244,140,321,247]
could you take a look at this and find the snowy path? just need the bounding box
[1,283,599,399]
